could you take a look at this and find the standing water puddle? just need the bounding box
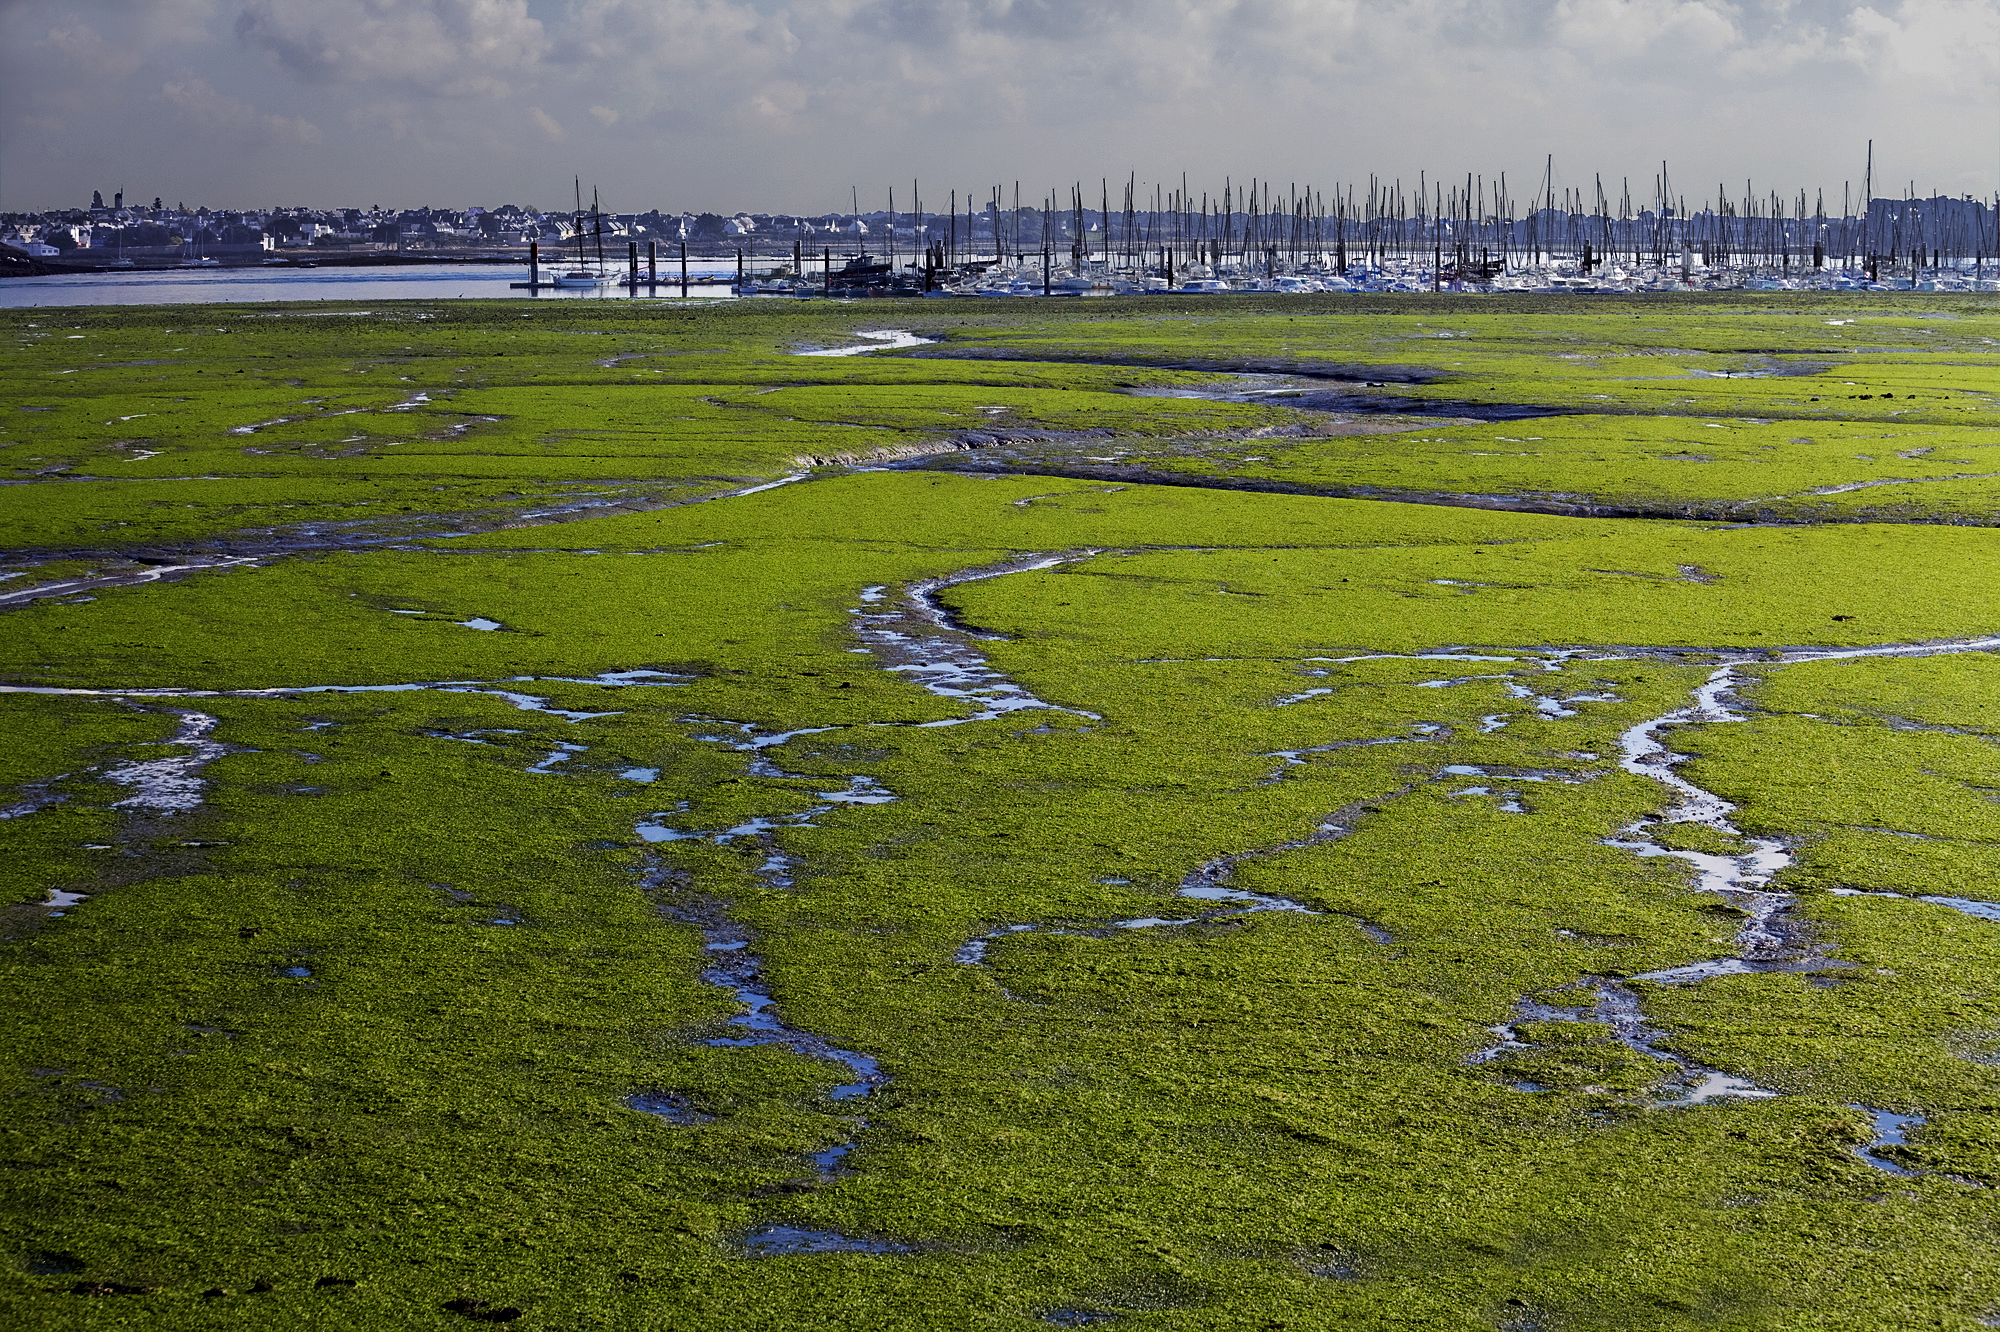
[1849,1106,1925,1176]
[736,1224,914,1256]
[103,711,235,814]
[793,331,936,358]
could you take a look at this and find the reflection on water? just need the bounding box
[0,260,744,308]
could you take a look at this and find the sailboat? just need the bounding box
[553,180,615,288]
[182,226,219,267]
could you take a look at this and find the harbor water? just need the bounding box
[0,260,743,309]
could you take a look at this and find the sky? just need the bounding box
[2,0,1997,215]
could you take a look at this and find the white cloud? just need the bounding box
[1841,0,2000,91]
[528,104,565,140]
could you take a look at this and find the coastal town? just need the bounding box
[7,180,2000,296]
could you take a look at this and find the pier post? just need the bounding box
[529,240,539,288]
[737,248,744,294]
[681,242,688,299]
[648,240,657,285]
[628,240,638,290]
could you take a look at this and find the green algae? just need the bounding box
[9,298,2000,1330]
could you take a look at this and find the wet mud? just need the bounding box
[1477,631,2000,1117]
[0,475,815,611]
[611,555,1114,1212]
[0,779,66,821]
[0,556,268,610]
[907,448,1739,522]
[899,345,1453,389]
[103,710,235,815]
[735,1224,914,1256]
[1470,977,1780,1105]
[660,890,888,1161]
[0,668,693,722]
[1612,634,2000,984]
[7,548,1099,1216]
[849,555,1103,727]
[1130,374,1568,422]
[21,487,2000,1269]
[794,430,1111,472]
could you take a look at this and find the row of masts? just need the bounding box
[736,151,2000,281]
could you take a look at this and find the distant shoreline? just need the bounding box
[0,249,757,279]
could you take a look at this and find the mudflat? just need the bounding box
[8,292,2000,1330]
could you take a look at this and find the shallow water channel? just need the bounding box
[1472,634,2000,1173]
[17,539,2000,1231]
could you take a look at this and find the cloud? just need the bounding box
[528,104,564,140]
[4,0,218,94]
[235,0,546,96]
[1840,0,2000,91]
[5,0,1998,209]
[159,73,322,143]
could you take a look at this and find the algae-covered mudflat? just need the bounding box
[10,292,2000,1330]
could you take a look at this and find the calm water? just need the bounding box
[0,261,745,309]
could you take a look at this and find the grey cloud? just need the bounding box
[159,72,322,143]
[236,0,547,94]
[2,0,1995,210]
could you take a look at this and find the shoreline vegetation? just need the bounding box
[8,292,2000,1328]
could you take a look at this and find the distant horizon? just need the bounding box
[9,176,1999,223]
